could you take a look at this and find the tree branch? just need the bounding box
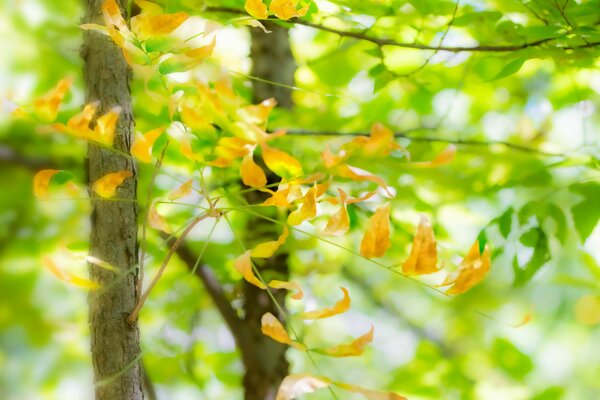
[282,128,563,157]
[204,7,600,52]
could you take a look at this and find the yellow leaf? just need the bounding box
[241,97,277,127]
[92,170,133,198]
[67,102,98,132]
[269,280,304,300]
[42,257,100,290]
[402,215,439,275]
[33,169,61,199]
[512,313,533,328]
[299,287,350,319]
[261,185,292,206]
[245,0,268,19]
[261,142,303,178]
[184,37,217,59]
[319,325,374,357]
[269,0,309,20]
[33,78,72,122]
[148,203,171,233]
[241,151,268,188]
[324,188,349,236]
[168,179,194,200]
[287,185,317,226]
[411,144,456,168]
[132,12,188,36]
[234,250,267,289]
[276,374,407,400]
[444,241,491,295]
[131,127,165,163]
[94,107,120,145]
[261,312,307,350]
[575,295,600,325]
[360,205,391,259]
[344,122,402,157]
[337,164,392,196]
[252,226,289,258]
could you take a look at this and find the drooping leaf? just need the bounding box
[317,325,374,357]
[92,170,133,199]
[343,122,402,157]
[261,312,307,350]
[491,58,527,81]
[298,287,350,319]
[33,78,72,122]
[411,144,456,168]
[42,257,100,290]
[336,164,392,196]
[241,151,268,188]
[245,0,269,19]
[261,142,303,178]
[33,169,61,199]
[131,127,165,163]
[269,0,310,20]
[444,240,491,295]
[288,186,317,226]
[269,280,304,300]
[324,188,350,236]
[360,205,391,258]
[234,250,266,289]
[402,215,439,275]
[252,226,289,258]
[168,179,194,200]
[148,203,171,233]
[513,228,550,287]
[570,182,600,242]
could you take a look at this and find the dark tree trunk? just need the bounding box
[81,1,144,399]
[242,21,296,400]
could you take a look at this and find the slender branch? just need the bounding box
[204,7,600,52]
[282,129,563,157]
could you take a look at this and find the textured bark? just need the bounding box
[81,1,144,400]
[242,22,296,400]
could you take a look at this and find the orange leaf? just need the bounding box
[269,280,304,300]
[251,226,289,258]
[92,170,132,198]
[319,325,374,357]
[234,250,266,289]
[241,98,277,128]
[324,188,349,236]
[148,203,171,233]
[42,257,100,290]
[241,152,268,188]
[287,185,317,226]
[33,78,72,122]
[269,0,309,20]
[337,164,392,196]
[261,142,303,178]
[411,144,456,168]
[444,241,491,295]
[298,287,350,319]
[402,215,439,275]
[184,37,217,59]
[66,102,98,132]
[131,127,165,163]
[244,0,268,19]
[513,313,533,328]
[33,169,61,199]
[261,312,307,350]
[168,179,193,200]
[343,122,402,157]
[360,205,391,259]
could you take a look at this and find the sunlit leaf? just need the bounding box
[360,205,391,259]
[252,226,289,258]
[33,78,71,122]
[343,122,402,157]
[131,127,165,163]
[336,164,392,196]
[269,280,304,300]
[33,169,61,199]
[402,215,439,275]
[444,240,491,295]
[269,0,309,20]
[241,151,268,188]
[288,185,317,226]
[92,170,133,199]
[42,257,100,290]
[261,142,303,178]
[245,0,269,19]
[298,287,350,319]
[148,203,171,233]
[317,325,374,357]
[324,188,350,236]
[234,250,267,289]
[132,12,189,36]
[168,179,193,200]
[411,144,456,168]
[261,312,307,350]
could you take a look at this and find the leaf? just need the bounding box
[402,215,439,275]
[360,205,391,259]
[570,182,600,242]
[261,142,303,178]
[131,127,165,163]
[491,58,526,81]
[513,228,550,287]
[411,144,456,168]
[33,169,61,199]
[317,325,374,357]
[252,226,289,258]
[92,170,133,198]
[33,78,72,122]
[168,179,193,200]
[261,312,307,350]
[42,257,100,290]
[132,12,188,36]
[241,152,268,188]
[269,280,304,300]
[288,185,317,226]
[234,250,266,289]
[276,374,407,400]
[444,240,491,295]
[269,0,310,20]
[343,122,402,157]
[245,0,268,19]
[496,207,513,238]
[94,107,121,145]
[148,203,171,233]
[324,188,350,236]
[336,164,392,196]
[298,287,350,319]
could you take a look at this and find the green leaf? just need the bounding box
[496,207,513,238]
[492,338,533,379]
[491,58,526,81]
[570,182,600,242]
[514,228,550,287]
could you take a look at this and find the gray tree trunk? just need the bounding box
[81,1,144,399]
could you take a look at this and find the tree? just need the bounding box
[1,0,600,399]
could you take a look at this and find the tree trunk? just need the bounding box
[242,21,296,400]
[81,1,144,400]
